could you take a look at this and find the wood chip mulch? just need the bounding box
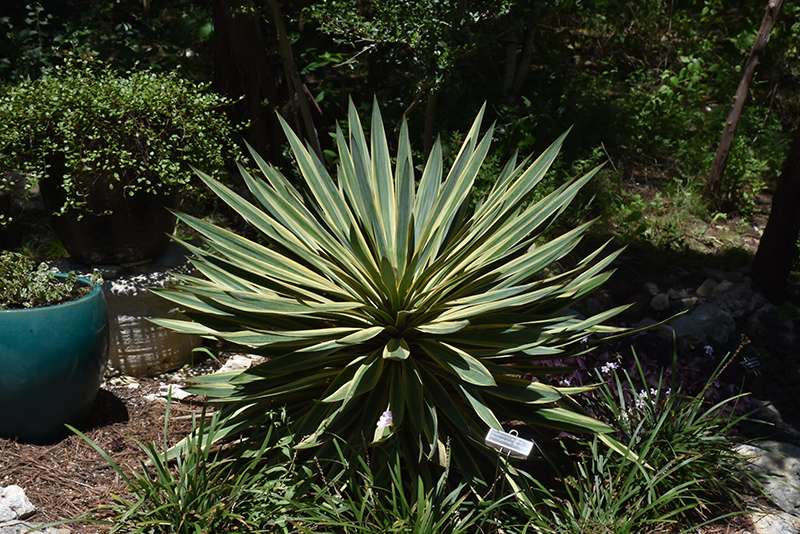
[0,366,214,533]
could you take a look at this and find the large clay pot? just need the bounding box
[38,158,178,265]
[0,276,109,443]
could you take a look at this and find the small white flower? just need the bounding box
[635,390,648,409]
[377,410,393,428]
[600,362,619,375]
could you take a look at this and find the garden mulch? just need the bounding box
[0,361,219,533]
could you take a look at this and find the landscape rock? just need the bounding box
[644,282,659,296]
[711,279,764,319]
[736,441,800,516]
[0,522,70,534]
[649,293,670,311]
[668,303,736,348]
[750,509,800,534]
[749,399,800,446]
[218,354,263,373]
[0,486,34,522]
[696,278,717,298]
[156,384,194,401]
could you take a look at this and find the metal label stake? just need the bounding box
[484,428,534,459]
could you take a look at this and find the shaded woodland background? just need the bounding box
[2,0,800,298]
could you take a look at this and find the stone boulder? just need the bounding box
[0,486,34,523]
[736,441,800,517]
[667,302,736,348]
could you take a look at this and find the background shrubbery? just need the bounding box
[2,0,799,225]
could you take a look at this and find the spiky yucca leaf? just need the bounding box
[154,100,626,477]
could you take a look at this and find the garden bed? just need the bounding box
[0,364,217,531]
[0,350,785,534]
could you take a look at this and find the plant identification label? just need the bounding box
[484,428,534,459]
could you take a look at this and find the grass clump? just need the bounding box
[521,347,759,533]
[57,345,761,534]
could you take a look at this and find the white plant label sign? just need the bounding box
[484,428,534,459]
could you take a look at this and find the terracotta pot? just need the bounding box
[0,276,109,444]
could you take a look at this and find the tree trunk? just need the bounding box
[705,0,784,202]
[752,124,800,302]
[511,28,535,98]
[423,92,437,159]
[268,0,323,161]
[213,0,282,161]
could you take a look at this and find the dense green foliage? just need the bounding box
[0,1,213,81]
[153,100,630,482]
[305,0,800,215]
[0,55,238,217]
[3,1,798,219]
[0,251,99,308]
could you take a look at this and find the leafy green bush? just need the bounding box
[0,251,100,309]
[154,99,629,481]
[0,54,238,218]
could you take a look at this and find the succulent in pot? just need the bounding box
[0,54,240,265]
[0,251,109,443]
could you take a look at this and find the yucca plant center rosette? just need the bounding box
[153,100,628,476]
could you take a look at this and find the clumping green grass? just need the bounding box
[517,349,758,534]
[53,347,760,534]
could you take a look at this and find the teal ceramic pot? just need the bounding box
[0,276,109,443]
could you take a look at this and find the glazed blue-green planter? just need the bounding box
[0,276,109,443]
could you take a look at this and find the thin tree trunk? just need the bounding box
[501,34,519,101]
[511,28,535,98]
[752,124,800,302]
[423,92,437,159]
[213,0,281,160]
[268,0,323,161]
[705,0,784,201]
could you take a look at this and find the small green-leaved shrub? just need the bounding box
[0,251,100,308]
[0,54,239,218]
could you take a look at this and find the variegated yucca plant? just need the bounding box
[153,100,628,478]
